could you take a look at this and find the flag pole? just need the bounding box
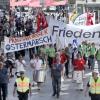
[65,0,69,24]
[63,0,69,48]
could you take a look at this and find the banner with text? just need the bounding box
[49,19,100,47]
[69,13,95,26]
[4,28,52,53]
[4,19,100,53]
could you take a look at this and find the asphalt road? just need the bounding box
[7,51,91,100]
[7,66,91,100]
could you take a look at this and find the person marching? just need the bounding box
[0,62,9,100]
[95,46,100,72]
[13,71,31,100]
[51,55,63,98]
[73,53,85,91]
[85,70,100,100]
[48,45,56,69]
[89,43,97,70]
[15,55,27,78]
[33,54,44,90]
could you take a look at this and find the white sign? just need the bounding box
[4,19,100,53]
[49,19,100,47]
[4,28,52,53]
[69,13,95,26]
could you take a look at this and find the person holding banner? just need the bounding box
[36,10,48,32]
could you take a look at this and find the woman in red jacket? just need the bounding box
[73,53,85,91]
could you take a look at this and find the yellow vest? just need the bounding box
[16,77,30,93]
[89,77,100,94]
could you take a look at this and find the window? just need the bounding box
[68,0,76,4]
[77,4,83,14]
[92,0,96,2]
[94,10,98,24]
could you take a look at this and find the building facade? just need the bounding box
[0,0,9,10]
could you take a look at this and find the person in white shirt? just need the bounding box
[34,55,43,71]
[15,55,26,77]
[33,54,43,90]
[30,54,35,68]
[30,54,36,86]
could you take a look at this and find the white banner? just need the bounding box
[4,19,100,53]
[69,13,95,26]
[49,19,100,47]
[74,13,95,26]
[4,28,52,53]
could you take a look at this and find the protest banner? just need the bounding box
[4,19,100,53]
[4,28,52,53]
[49,19,100,47]
[69,13,95,26]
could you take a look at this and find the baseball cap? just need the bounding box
[20,70,25,74]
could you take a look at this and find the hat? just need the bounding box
[20,70,25,74]
[92,69,99,74]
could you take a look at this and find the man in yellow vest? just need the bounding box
[13,71,32,100]
[85,70,100,100]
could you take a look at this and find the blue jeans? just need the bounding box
[52,78,61,96]
[89,55,95,69]
[0,83,8,100]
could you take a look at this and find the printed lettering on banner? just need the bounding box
[4,28,52,53]
[49,18,100,47]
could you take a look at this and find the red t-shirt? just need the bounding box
[60,53,67,64]
[73,58,85,71]
[52,53,67,64]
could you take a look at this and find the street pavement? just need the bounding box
[7,66,91,100]
[7,51,91,100]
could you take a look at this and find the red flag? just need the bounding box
[41,12,48,29]
[36,11,48,32]
[86,11,94,26]
[36,12,42,32]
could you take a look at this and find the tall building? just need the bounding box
[0,0,9,10]
[76,0,100,23]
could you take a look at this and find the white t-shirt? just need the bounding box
[15,60,26,72]
[74,52,78,59]
[30,59,35,68]
[30,59,35,65]
[34,59,43,70]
